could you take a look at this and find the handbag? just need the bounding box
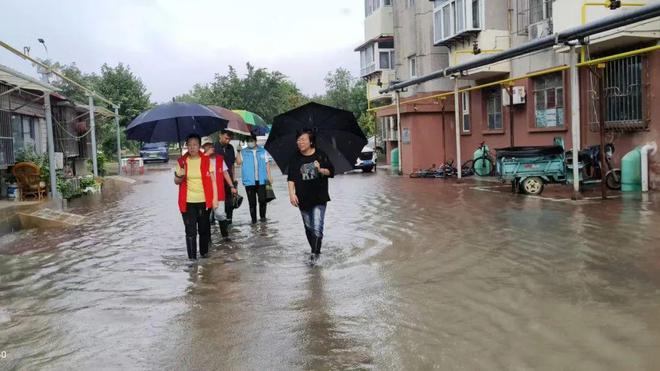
[231,193,244,209]
[265,182,276,203]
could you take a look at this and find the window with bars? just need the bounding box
[0,84,13,168]
[534,73,564,128]
[604,55,643,125]
[11,114,38,155]
[486,89,502,130]
[588,55,645,131]
[517,0,554,35]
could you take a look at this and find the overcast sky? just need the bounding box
[0,0,364,103]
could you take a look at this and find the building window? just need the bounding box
[360,44,377,76]
[379,50,394,70]
[604,55,643,125]
[530,0,552,24]
[384,0,392,5]
[409,57,417,78]
[365,0,382,17]
[406,0,416,9]
[433,0,482,43]
[486,89,502,130]
[11,114,37,155]
[534,73,564,128]
[462,92,471,132]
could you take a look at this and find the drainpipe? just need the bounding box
[641,142,658,192]
[43,93,58,199]
[454,77,462,179]
[395,90,402,175]
[114,105,121,176]
[569,45,581,197]
[88,95,98,177]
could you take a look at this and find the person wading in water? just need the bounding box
[174,134,218,259]
[287,129,335,263]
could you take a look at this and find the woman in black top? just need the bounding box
[287,130,335,262]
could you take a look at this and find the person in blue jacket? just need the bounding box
[237,134,273,224]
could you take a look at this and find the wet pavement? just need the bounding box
[1,169,660,370]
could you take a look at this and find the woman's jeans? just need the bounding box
[300,204,326,254]
[245,181,267,224]
[181,202,211,259]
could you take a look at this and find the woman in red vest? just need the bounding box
[174,134,218,259]
[201,137,237,238]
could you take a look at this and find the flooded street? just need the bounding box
[2,169,660,370]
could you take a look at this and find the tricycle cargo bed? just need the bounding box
[495,146,564,159]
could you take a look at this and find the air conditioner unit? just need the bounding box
[528,19,552,40]
[502,86,527,106]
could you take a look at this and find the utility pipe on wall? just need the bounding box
[641,142,657,192]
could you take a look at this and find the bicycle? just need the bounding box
[462,142,495,177]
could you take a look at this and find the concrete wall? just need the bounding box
[393,0,454,99]
[365,4,394,40]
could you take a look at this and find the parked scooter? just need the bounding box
[566,143,621,190]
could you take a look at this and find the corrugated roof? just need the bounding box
[0,64,58,93]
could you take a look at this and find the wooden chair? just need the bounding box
[12,162,47,201]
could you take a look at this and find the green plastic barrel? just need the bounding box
[621,146,641,192]
[390,148,399,172]
[473,144,492,175]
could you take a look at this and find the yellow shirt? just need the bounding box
[176,157,213,203]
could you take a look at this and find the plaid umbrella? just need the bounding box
[207,106,251,136]
[232,110,270,133]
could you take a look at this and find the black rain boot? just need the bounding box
[250,206,257,224]
[219,220,229,238]
[186,236,197,260]
[305,229,316,254]
[199,233,209,258]
[259,203,267,222]
[313,236,323,256]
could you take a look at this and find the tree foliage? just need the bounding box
[51,62,151,156]
[317,68,374,137]
[177,63,307,124]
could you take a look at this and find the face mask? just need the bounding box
[247,142,256,149]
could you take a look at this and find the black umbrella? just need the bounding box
[266,102,367,174]
[125,102,228,143]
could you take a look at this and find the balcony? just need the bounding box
[449,30,511,80]
[358,38,395,78]
[553,0,660,55]
[364,3,393,41]
[433,0,484,46]
[366,70,396,101]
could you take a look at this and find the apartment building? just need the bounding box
[364,0,660,181]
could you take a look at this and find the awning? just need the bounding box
[73,102,116,118]
[354,35,394,52]
[0,63,58,93]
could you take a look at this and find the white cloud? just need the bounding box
[0,0,364,103]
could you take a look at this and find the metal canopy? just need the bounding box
[0,63,58,93]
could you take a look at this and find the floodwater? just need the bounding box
[1,168,660,370]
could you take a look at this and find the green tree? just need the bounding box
[177,63,307,123]
[51,62,152,156]
[319,68,373,137]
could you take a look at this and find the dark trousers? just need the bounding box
[224,183,234,222]
[245,181,267,224]
[181,202,211,259]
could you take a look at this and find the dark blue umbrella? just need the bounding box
[266,102,367,174]
[126,102,228,144]
[249,125,269,136]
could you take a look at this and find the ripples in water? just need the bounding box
[1,170,660,369]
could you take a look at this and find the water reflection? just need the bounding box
[1,170,660,369]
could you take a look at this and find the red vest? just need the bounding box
[177,152,213,213]
[209,154,227,202]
